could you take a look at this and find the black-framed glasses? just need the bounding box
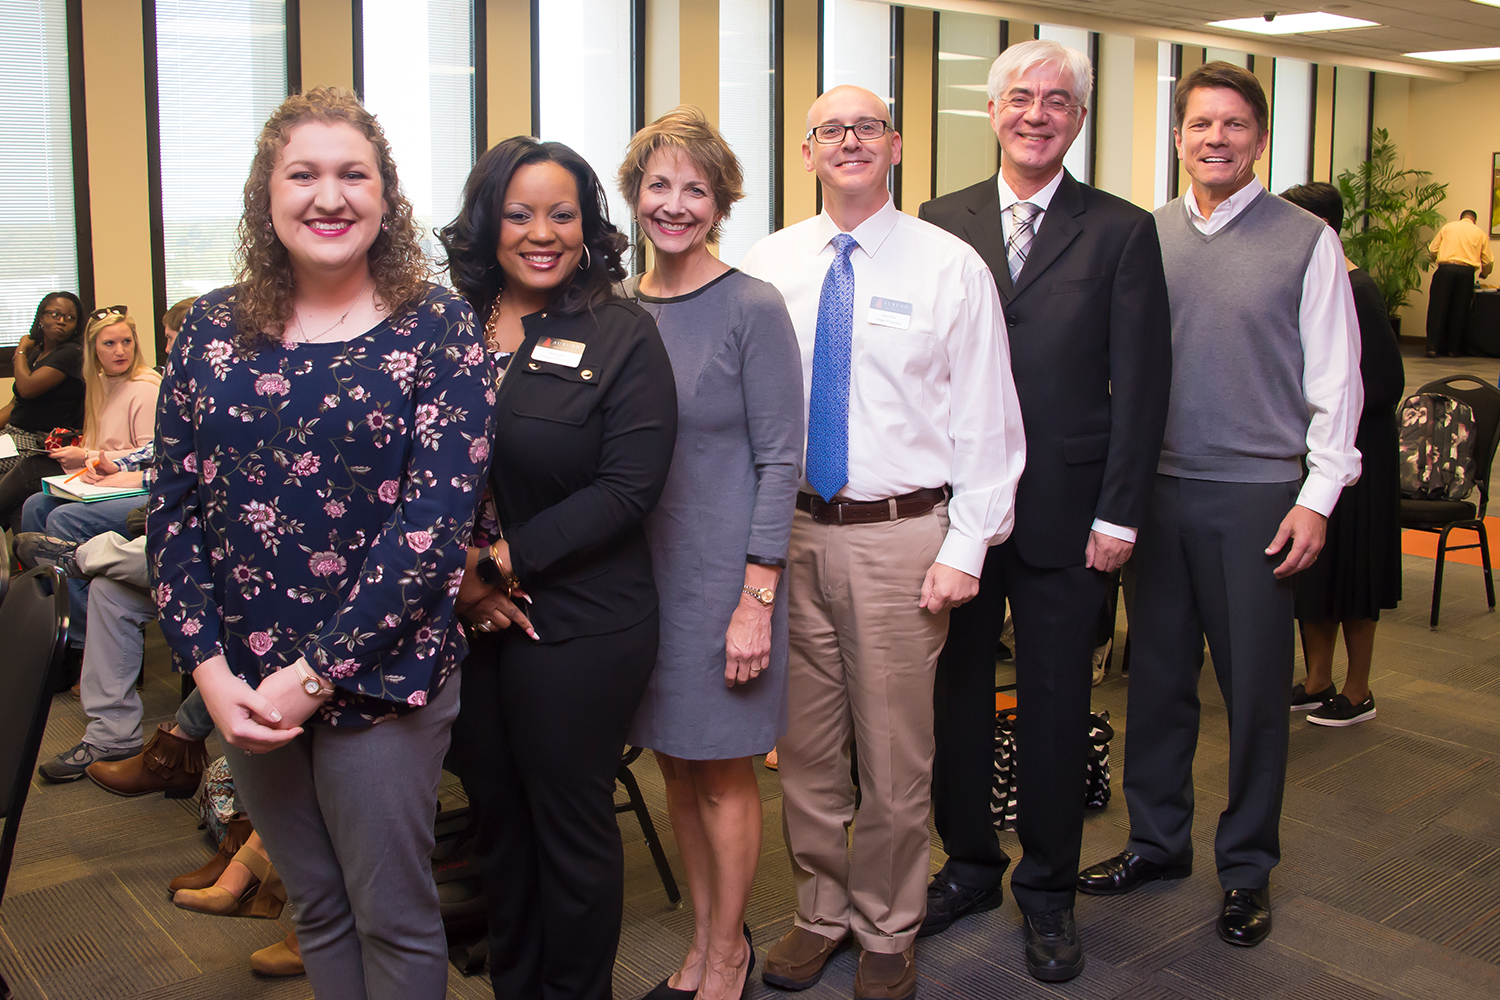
[996,93,1081,117]
[39,308,76,322]
[88,304,128,322]
[806,120,893,145]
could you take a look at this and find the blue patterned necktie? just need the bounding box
[806,233,858,502]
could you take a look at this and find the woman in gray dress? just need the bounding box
[620,106,802,1000]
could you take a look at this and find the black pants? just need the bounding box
[1427,261,1476,356]
[0,454,62,534]
[933,541,1110,914]
[451,614,659,1000]
[1123,476,1297,890]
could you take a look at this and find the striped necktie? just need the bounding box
[1008,201,1040,280]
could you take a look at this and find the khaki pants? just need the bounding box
[779,504,950,953]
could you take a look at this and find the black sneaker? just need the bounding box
[37,742,140,783]
[14,532,83,578]
[1308,693,1376,727]
[1290,682,1336,711]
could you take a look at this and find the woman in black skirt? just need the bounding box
[1281,182,1405,727]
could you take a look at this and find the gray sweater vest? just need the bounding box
[1153,189,1327,483]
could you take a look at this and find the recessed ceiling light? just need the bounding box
[1208,12,1379,35]
[1406,46,1500,63]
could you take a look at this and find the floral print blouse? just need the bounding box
[148,284,496,727]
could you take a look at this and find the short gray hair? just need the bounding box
[987,39,1093,105]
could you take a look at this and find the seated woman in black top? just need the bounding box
[440,138,678,1000]
[0,291,86,531]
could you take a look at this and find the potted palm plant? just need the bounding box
[1338,128,1448,334]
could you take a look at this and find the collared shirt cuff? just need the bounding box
[1090,519,1137,544]
[935,532,988,579]
[1296,476,1343,518]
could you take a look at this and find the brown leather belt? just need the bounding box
[796,487,948,526]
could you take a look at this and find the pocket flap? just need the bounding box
[1062,431,1110,465]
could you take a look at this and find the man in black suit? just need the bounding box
[917,39,1172,983]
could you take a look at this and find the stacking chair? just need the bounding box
[1399,375,1500,629]
[0,567,70,998]
[0,530,10,604]
[617,747,682,905]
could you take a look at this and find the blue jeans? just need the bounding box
[21,492,144,647]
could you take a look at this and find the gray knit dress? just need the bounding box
[624,269,804,759]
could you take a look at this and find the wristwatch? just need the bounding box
[475,551,504,587]
[294,660,334,697]
[742,586,776,607]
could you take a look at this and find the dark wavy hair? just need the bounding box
[439,137,628,323]
[234,87,428,350]
[30,291,85,344]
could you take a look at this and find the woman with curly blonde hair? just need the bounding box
[148,87,495,999]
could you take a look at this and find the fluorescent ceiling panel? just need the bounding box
[1208,12,1378,35]
[1406,46,1500,62]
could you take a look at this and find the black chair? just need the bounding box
[0,530,10,605]
[0,567,70,999]
[1399,375,1500,629]
[617,747,682,906]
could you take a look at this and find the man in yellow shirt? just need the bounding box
[1426,209,1494,357]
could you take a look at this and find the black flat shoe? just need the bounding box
[1217,887,1272,946]
[737,924,755,1000]
[640,977,696,1000]
[1023,908,1085,982]
[1077,850,1191,896]
[919,875,1004,937]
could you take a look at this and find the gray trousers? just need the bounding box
[80,577,155,751]
[231,672,460,1000]
[1124,476,1299,890]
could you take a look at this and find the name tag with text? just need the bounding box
[868,297,913,330]
[531,336,585,368]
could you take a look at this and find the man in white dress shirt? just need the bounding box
[1078,61,1362,950]
[740,85,1025,1000]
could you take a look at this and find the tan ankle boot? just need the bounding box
[173,844,286,919]
[168,813,252,895]
[87,723,208,799]
[250,929,305,977]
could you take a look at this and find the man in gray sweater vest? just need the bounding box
[1077,62,1362,948]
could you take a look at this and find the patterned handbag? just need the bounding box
[991,708,1113,830]
[198,755,237,844]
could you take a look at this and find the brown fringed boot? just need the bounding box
[86,723,208,799]
[169,813,254,895]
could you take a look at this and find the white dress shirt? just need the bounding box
[1184,177,1363,516]
[997,169,1139,545]
[740,198,1027,577]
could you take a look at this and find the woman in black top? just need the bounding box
[440,138,677,1000]
[1281,183,1405,727]
[0,291,86,531]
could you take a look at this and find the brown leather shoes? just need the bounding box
[854,944,916,1000]
[250,929,305,977]
[169,813,253,894]
[762,926,849,990]
[86,723,208,799]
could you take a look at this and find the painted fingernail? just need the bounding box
[269,710,282,722]
[527,628,540,641]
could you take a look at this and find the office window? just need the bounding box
[1203,47,1250,67]
[1330,67,1371,182]
[718,0,773,266]
[361,0,475,267]
[1154,41,1175,209]
[535,0,636,250]
[1035,24,1094,184]
[155,0,287,304]
[822,0,894,110]
[1269,58,1311,193]
[0,0,78,347]
[934,11,1000,197]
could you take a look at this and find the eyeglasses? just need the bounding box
[39,309,76,322]
[88,305,129,322]
[996,93,1081,117]
[806,120,893,145]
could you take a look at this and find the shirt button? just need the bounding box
[581,369,593,380]
[527,361,539,370]
[1007,314,1020,326]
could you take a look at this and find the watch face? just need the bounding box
[303,678,322,696]
[476,556,501,586]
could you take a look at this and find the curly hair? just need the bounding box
[234,87,428,350]
[439,137,628,323]
[618,105,744,244]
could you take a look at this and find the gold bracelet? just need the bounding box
[488,541,522,596]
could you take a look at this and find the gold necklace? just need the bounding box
[294,278,372,343]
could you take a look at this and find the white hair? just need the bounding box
[986,39,1094,105]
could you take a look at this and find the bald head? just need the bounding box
[807,85,890,132]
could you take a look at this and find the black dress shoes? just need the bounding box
[1217,887,1272,947]
[1076,851,1192,896]
[1023,908,1085,982]
[918,876,1004,937]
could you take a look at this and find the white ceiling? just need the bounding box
[1022,1,1500,67]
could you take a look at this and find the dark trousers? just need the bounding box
[934,541,1110,914]
[1123,476,1298,890]
[452,614,659,1000]
[0,454,62,534]
[1427,261,1476,355]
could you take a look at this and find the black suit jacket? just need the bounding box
[488,299,678,641]
[920,171,1172,569]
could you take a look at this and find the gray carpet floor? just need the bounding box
[2,348,1498,999]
